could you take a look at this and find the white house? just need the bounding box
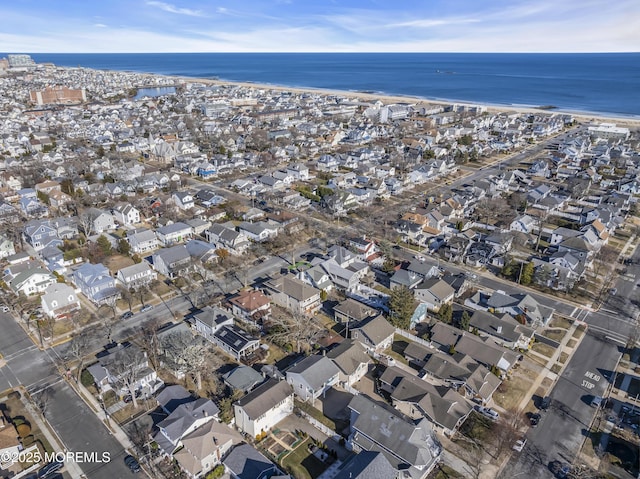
[510,214,536,234]
[172,191,195,210]
[112,204,141,226]
[156,222,193,247]
[40,282,81,319]
[286,355,340,402]
[233,379,294,438]
[116,262,157,290]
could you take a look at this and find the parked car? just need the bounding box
[540,396,551,410]
[590,395,603,408]
[513,439,527,452]
[530,413,541,427]
[39,461,63,478]
[0,304,9,313]
[140,304,153,313]
[120,311,134,320]
[474,405,500,421]
[610,287,617,295]
[124,455,141,473]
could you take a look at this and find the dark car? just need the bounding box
[540,396,551,410]
[124,455,141,473]
[120,311,134,320]
[530,413,541,427]
[39,461,63,477]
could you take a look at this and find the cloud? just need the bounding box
[146,1,207,17]
[93,23,107,28]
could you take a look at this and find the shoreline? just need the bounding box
[48,62,640,125]
[131,70,640,126]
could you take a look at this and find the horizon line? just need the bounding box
[6,51,640,55]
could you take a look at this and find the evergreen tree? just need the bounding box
[388,286,416,330]
[520,261,535,285]
[438,303,453,324]
[459,310,471,331]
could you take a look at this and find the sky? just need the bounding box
[1,0,639,53]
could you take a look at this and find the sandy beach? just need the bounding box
[159,73,640,127]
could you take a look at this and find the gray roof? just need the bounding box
[287,355,340,390]
[156,385,193,414]
[157,221,191,235]
[469,310,534,343]
[327,339,370,376]
[223,444,276,479]
[153,244,191,264]
[223,366,265,392]
[347,394,440,471]
[334,451,396,479]
[234,378,293,419]
[157,398,220,443]
[351,315,395,347]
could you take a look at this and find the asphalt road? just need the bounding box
[0,312,139,479]
[499,333,621,479]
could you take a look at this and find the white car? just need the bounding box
[513,439,527,452]
[475,405,500,421]
[414,255,426,262]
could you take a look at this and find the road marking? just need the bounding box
[582,380,595,390]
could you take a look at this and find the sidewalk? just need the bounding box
[516,321,583,412]
[72,380,135,451]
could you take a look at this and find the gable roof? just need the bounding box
[326,339,370,376]
[334,451,396,479]
[351,315,395,347]
[235,378,293,419]
[287,355,340,390]
[223,444,276,479]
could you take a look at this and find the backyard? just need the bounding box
[279,437,331,479]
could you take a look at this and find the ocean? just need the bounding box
[17,53,640,117]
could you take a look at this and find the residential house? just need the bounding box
[229,289,272,324]
[84,208,116,234]
[286,355,340,403]
[173,419,240,479]
[72,262,119,305]
[23,219,61,251]
[412,346,501,405]
[414,278,455,312]
[465,290,554,326]
[87,343,163,398]
[193,306,260,361]
[350,315,395,353]
[0,235,16,259]
[157,222,193,247]
[4,262,56,296]
[327,339,371,388]
[332,451,397,479]
[112,204,141,226]
[333,298,378,327]
[154,396,221,457]
[346,394,442,479]
[429,322,519,375]
[127,228,159,254]
[263,275,321,315]
[40,283,81,319]
[468,310,535,350]
[379,366,473,437]
[116,262,157,290]
[223,366,265,393]
[233,378,294,438]
[0,413,22,471]
[223,444,280,479]
[205,224,250,255]
[173,191,195,210]
[510,214,536,234]
[237,221,279,242]
[152,245,193,279]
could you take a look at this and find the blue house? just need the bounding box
[73,263,120,305]
[196,162,217,178]
[23,219,61,251]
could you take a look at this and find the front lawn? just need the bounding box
[531,342,555,358]
[493,375,532,410]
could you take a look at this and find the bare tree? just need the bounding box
[33,388,55,418]
[492,407,528,458]
[159,331,212,391]
[107,346,148,408]
[78,210,96,237]
[69,334,92,383]
[134,317,162,370]
[265,309,323,353]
